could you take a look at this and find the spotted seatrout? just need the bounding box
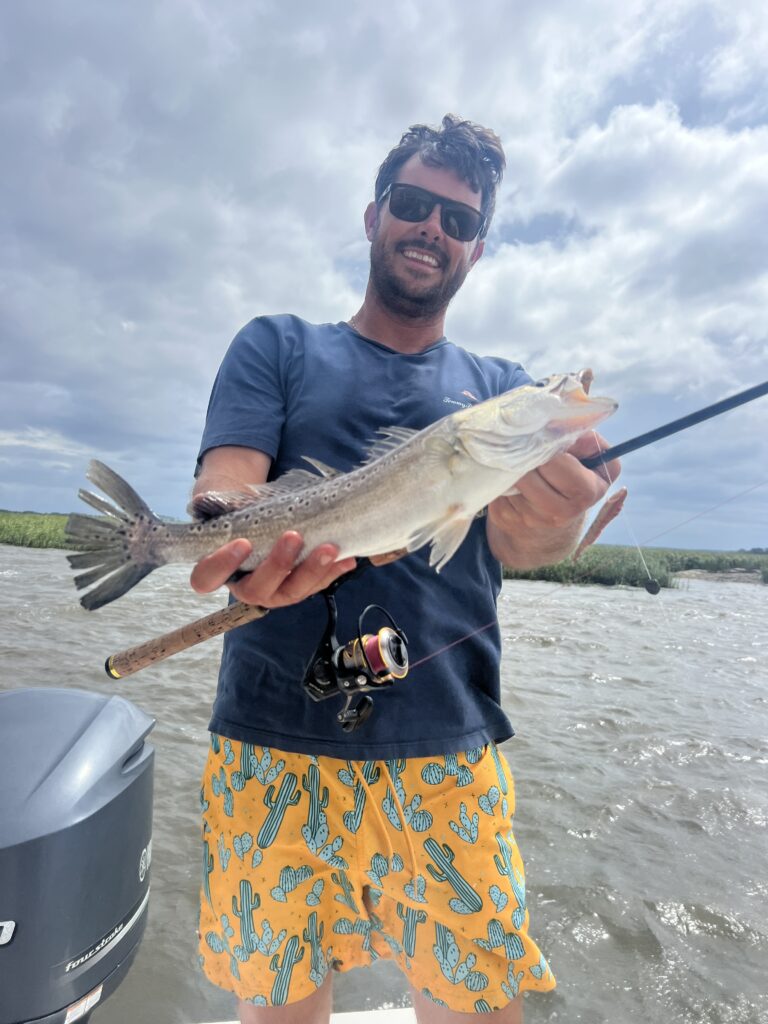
[66,372,617,610]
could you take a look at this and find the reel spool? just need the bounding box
[303,588,409,732]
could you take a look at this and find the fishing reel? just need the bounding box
[303,573,409,732]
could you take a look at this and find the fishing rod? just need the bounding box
[580,380,768,470]
[104,378,768,680]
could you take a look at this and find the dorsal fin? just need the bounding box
[188,489,263,520]
[188,465,333,520]
[301,456,343,478]
[362,426,419,464]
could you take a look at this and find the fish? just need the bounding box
[572,486,628,560]
[65,371,617,610]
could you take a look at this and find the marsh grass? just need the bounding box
[0,510,71,549]
[504,543,768,587]
[2,510,766,587]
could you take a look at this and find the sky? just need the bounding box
[1,0,766,551]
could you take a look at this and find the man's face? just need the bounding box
[365,154,485,320]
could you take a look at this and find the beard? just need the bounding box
[369,233,471,320]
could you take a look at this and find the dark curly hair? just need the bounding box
[374,114,506,239]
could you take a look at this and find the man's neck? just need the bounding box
[348,288,446,354]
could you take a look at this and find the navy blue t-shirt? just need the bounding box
[197,315,532,759]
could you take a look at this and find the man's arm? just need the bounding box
[189,445,356,607]
[487,433,621,569]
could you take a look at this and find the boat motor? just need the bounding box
[0,687,154,1024]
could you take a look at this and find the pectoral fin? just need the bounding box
[406,505,474,572]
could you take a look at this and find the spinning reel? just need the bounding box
[302,566,409,732]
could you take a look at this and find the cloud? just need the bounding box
[0,0,766,547]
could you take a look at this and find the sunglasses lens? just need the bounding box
[389,186,432,224]
[388,185,482,241]
[442,207,480,241]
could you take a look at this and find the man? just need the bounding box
[191,115,618,1023]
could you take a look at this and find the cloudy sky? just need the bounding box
[1,0,766,551]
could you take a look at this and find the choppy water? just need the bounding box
[1,545,766,1023]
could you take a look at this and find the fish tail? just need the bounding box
[65,460,164,610]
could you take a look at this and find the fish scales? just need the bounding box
[66,372,617,610]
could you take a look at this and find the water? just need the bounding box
[1,545,766,1023]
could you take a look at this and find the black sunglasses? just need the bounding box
[379,183,486,242]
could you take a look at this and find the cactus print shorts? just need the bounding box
[198,736,555,1011]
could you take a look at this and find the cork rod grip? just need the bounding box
[105,601,269,678]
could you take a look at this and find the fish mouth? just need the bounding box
[546,393,618,436]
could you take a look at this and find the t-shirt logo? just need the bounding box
[442,389,479,409]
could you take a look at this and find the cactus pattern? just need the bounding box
[232,879,261,957]
[248,918,287,957]
[269,934,305,1005]
[397,901,427,957]
[302,763,329,836]
[420,989,449,1007]
[404,874,428,903]
[303,911,329,986]
[217,832,231,872]
[205,913,240,980]
[338,760,380,833]
[257,773,301,849]
[240,742,256,780]
[449,802,479,844]
[420,754,474,788]
[530,952,552,981]
[252,746,285,785]
[202,839,214,907]
[488,884,508,913]
[306,879,324,906]
[424,838,483,914]
[474,998,495,1013]
[333,916,380,960]
[233,832,253,861]
[502,964,525,1000]
[475,919,525,960]
[382,759,433,832]
[271,864,313,903]
[489,744,508,795]
[211,767,234,817]
[478,786,500,816]
[432,923,488,990]
[210,733,221,754]
[366,852,404,888]
[301,763,347,868]
[331,869,359,912]
[493,832,526,928]
[222,738,235,765]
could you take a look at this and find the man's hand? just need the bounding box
[189,532,357,608]
[487,432,621,569]
[190,445,356,608]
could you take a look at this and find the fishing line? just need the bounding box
[408,619,498,671]
[640,479,768,547]
[590,430,661,595]
[412,448,767,672]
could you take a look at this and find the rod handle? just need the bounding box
[105,601,269,679]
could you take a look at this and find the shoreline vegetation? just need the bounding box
[2,509,767,587]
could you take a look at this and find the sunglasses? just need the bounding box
[379,183,486,242]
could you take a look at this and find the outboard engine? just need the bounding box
[0,687,154,1024]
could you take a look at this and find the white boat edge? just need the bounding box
[205,1010,416,1023]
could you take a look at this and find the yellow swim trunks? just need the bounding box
[198,737,555,1011]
